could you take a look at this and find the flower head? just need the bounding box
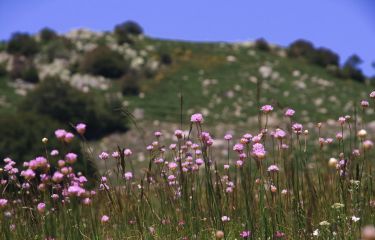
[191,113,203,123]
[261,105,273,113]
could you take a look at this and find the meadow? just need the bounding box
[1,92,375,239]
[0,25,375,239]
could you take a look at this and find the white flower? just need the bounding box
[319,221,330,226]
[351,216,360,222]
[313,229,319,236]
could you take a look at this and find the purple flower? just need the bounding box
[240,230,251,239]
[285,108,295,117]
[267,164,280,172]
[261,104,273,113]
[191,113,204,123]
[76,123,86,135]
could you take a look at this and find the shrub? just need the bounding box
[10,56,39,83]
[0,63,7,77]
[6,32,39,57]
[339,54,365,82]
[114,21,143,44]
[39,27,58,43]
[19,77,127,139]
[287,39,315,58]
[160,53,173,65]
[43,37,73,62]
[255,38,270,51]
[80,46,127,79]
[0,112,96,178]
[121,70,141,96]
[310,47,339,68]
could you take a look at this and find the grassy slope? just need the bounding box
[125,38,370,126]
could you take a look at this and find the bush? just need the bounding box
[287,39,315,58]
[114,21,143,44]
[0,112,97,178]
[7,32,39,57]
[10,56,39,83]
[339,54,365,82]
[80,46,127,79]
[160,53,173,65]
[19,77,128,139]
[255,38,270,51]
[121,70,141,96]
[0,63,7,77]
[310,47,339,68]
[43,37,73,62]
[40,27,58,43]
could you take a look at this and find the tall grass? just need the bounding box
[0,94,375,240]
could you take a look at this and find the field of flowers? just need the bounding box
[1,88,375,239]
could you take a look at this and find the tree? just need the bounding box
[340,54,365,82]
[80,46,127,79]
[7,32,39,57]
[288,39,315,58]
[310,47,339,68]
[19,77,128,139]
[114,21,143,44]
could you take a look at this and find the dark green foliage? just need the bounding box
[10,56,39,83]
[6,32,39,57]
[19,77,128,139]
[43,37,73,62]
[0,112,97,179]
[255,38,270,51]
[39,27,58,43]
[339,54,365,82]
[287,39,315,58]
[121,70,141,96]
[114,21,143,44]
[310,47,339,68]
[80,46,127,79]
[0,63,6,77]
[160,53,172,65]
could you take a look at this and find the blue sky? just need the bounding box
[0,0,374,75]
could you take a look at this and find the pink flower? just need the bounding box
[55,129,67,140]
[101,215,109,223]
[361,100,369,108]
[37,202,46,213]
[52,171,64,183]
[252,143,266,159]
[363,140,374,150]
[292,123,303,134]
[21,169,36,180]
[224,134,233,141]
[240,230,251,239]
[274,129,286,139]
[285,108,295,117]
[65,153,78,164]
[168,162,178,170]
[124,172,133,180]
[195,158,204,166]
[64,132,74,143]
[99,152,109,160]
[261,104,273,113]
[267,164,280,172]
[174,130,183,138]
[0,199,8,208]
[233,143,244,152]
[124,149,132,156]
[221,216,230,222]
[154,131,162,137]
[191,113,203,123]
[338,116,346,125]
[370,91,375,98]
[50,149,59,156]
[76,123,86,135]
